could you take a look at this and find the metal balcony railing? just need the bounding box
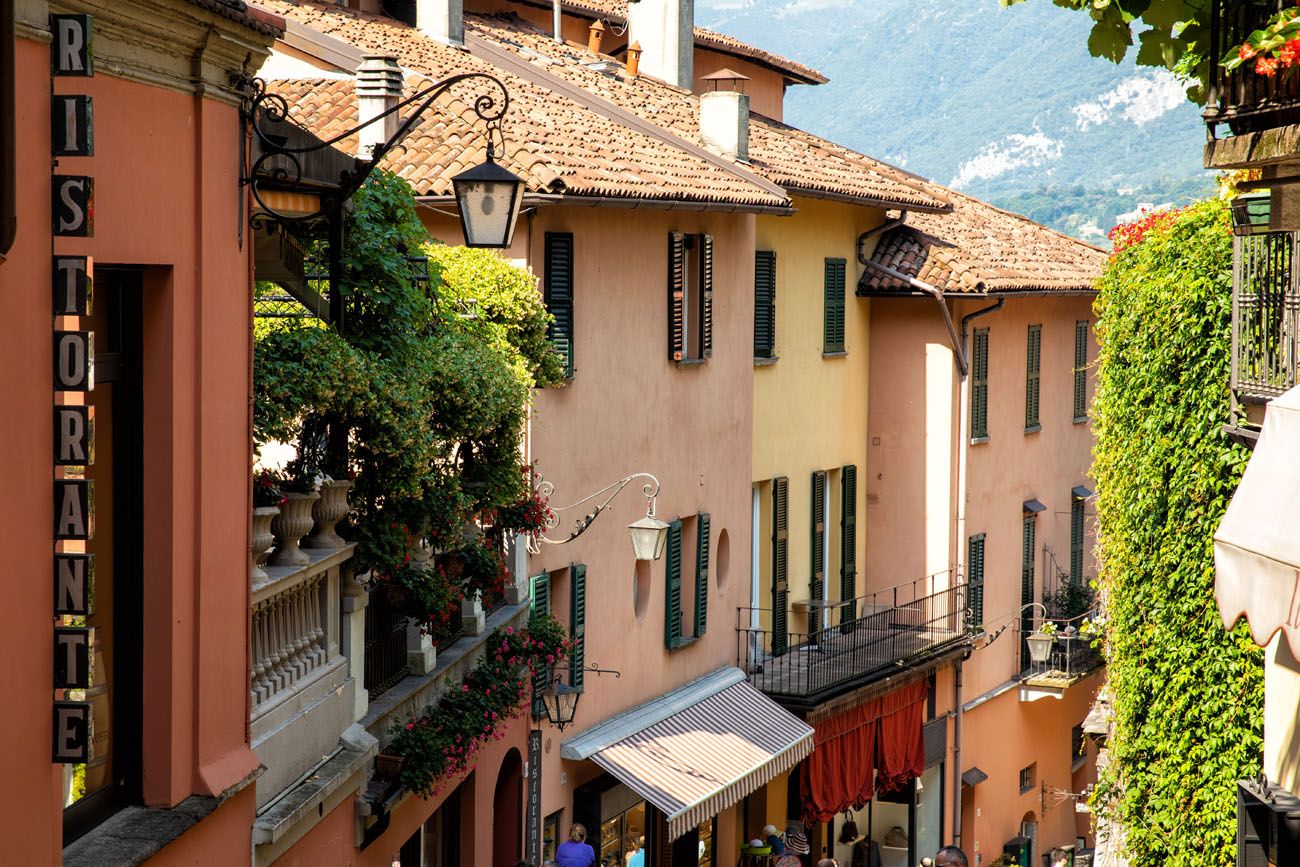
[1206,1,1300,138]
[1233,233,1300,420]
[736,572,968,708]
[1018,609,1104,687]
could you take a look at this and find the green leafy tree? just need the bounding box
[1091,197,1261,865]
[1001,0,1212,99]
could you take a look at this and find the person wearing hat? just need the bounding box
[784,821,810,867]
[762,824,786,856]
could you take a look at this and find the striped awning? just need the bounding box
[580,674,812,840]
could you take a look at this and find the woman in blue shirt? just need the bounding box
[556,824,596,867]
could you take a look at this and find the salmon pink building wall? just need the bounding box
[427,200,755,859]
[865,294,1101,857]
[2,3,274,860]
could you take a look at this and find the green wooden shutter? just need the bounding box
[967,534,985,630]
[1071,495,1085,584]
[840,465,858,604]
[668,233,686,362]
[664,519,683,649]
[971,328,989,439]
[771,477,789,656]
[544,232,575,379]
[1025,324,1041,430]
[694,512,711,637]
[1074,320,1089,421]
[700,234,714,359]
[810,471,826,635]
[569,564,586,691]
[529,572,551,716]
[754,250,776,358]
[824,258,846,353]
[1021,515,1036,661]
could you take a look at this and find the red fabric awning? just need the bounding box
[799,680,927,823]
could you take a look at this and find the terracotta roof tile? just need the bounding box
[860,186,1106,294]
[255,0,787,208]
[465,14,945,211]
[511,0,826,83]
[186,0,282,35]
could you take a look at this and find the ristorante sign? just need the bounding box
[51,12,94,765]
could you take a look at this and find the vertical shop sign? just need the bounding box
[51,12,94,764]
[527,729,542,867]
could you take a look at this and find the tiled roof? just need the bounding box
[465,14,946,211]
[253,0,789,209]
[511,0,827,83]
[860,187,1106,294]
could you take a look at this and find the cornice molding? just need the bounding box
[19,0,278,106]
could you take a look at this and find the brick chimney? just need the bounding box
[416,0,463,46]
[356,55,403,159]
[699,69,749,161]
[626,0,693,89]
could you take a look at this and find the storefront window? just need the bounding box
[698,819,715,867]
[599,802,645,867]
[544,811,562,862]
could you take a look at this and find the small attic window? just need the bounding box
[381,0,416,27]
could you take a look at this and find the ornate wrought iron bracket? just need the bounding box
[532,471,661,549]
[583,663,621,678]
[235,71,510,227]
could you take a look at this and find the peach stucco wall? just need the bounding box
[3,23,258,863]
[423,200,754,856]
[865,293,1101,857]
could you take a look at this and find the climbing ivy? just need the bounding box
[1090,197,1261,866]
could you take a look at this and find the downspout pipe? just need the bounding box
[552,0,562,42]
[950,300,1001,855]
[860,259,967,377]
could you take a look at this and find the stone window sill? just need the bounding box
[970,436,990,445]
[822,350,847,359]
[753,356,779,366]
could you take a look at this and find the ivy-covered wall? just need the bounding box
[1091,198,1262,865]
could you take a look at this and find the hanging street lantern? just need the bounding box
[452,152,525,249]
[541,676,582,731]
[628,514,670,561]
[1025,631,1055,666]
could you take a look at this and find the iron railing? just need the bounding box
[363,587,411,700]
[1206,0,1300,138]
[1018,609,1104,684]
[1233,233,1300,416]
[736,571,967,707]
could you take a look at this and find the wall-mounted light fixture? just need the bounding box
[533,471,668,561]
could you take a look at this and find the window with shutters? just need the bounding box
[839,465,858,608]
[544,232,574,379]
[754,250,777,360]
[694,513,711,638]
[1021,514,1036,669]
[1071,494,1085,584]
[664,519,685,649]
[810,471,826,635]
[529,573,551,717]
[1025,324,1041,432]
[569,564,586,692]
[823,258,846,355]
[1074,320,1089,422]
[967,534,986,630]
[971,328,989,440]
[771,477,789,656]
[668,232,714,363]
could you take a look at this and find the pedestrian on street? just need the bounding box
[556,824,596,867]
[933,847,968,867]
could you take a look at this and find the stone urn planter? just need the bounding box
[304,479,352,549]
[251,506,279,582]
[269,491,319,567]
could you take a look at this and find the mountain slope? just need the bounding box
[699,0,1213,240]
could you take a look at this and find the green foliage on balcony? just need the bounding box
[1091,197,1261,866]
[253,170,563,580]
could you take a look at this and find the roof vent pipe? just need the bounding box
[627,41,642,77]
[416,0,463,46]
[626,0,694,89]
[553,0,562,41]
[356,55,403,159]
[588,19,606,55]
